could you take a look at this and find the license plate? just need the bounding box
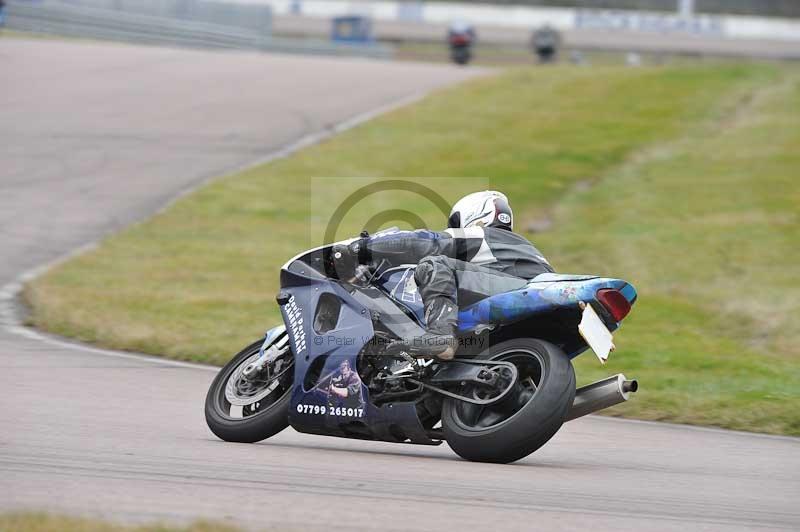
[578,302,615,364]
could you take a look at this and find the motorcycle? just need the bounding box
[205,229,638,463]
[448,22,475,65]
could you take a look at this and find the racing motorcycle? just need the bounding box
[205,229,639,463]
[447,21,475,65]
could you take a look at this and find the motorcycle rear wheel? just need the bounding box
[205,338,294,443]
[441,338,575,463]
[451,47,472,65]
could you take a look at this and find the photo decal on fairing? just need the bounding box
[304,358,367,418]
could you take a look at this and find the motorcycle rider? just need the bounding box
[335,191,553,360]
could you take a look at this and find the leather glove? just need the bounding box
[332,233,372,279]
[331,240,361,280]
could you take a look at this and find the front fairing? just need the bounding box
[278,251,438,444]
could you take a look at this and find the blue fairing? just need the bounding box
[279,257,442,445]
[376,268,636,328]
[458,275,636,332]
[375,266,426,323]
[376,268,637,358]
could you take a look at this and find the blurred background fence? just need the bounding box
[4,0,393,57]
[421,0,800,18]
[5,0,800,61]
[58,0,273,35]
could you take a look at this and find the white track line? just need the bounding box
[0,91,427,372]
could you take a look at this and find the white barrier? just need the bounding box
[254,0,800,42]
[6,0,394,58]
[725,15,800,41]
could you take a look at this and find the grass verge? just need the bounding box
[25,63,800,435]
[0,512,238,532]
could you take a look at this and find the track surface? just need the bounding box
[1,39,799,532]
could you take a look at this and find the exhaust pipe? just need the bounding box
[565,373,638,422]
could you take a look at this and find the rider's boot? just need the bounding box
[398,297,459,361]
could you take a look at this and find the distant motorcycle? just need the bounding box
[448,21,475,65]
[205,229,639,463]
[532,25,561,64]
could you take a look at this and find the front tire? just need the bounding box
[442,338,575,463]
[205,338,294,443]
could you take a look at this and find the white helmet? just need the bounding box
[448,191,513,231]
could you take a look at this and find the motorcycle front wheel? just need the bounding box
[441,337,575,463]
[205,336,294,443]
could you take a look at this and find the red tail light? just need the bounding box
[596,289,631,322]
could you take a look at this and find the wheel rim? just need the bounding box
[216,342,294,420]
[450,348,544,432]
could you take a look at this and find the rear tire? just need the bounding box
[442,338,575,463]
[451,47,472,65]
[205,339,293,443]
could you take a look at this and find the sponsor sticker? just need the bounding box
[296,404,365,418]
[284,296,307,356]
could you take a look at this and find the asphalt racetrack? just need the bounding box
[1,39,799,532]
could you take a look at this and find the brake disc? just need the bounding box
[225,354,286,406]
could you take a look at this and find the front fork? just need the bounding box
[242,324,288,381]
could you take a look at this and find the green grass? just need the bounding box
[25,63,800,435]
[0,29,79,40]
[0,512,238,532]
[538,68,800,433]
[0,29,30,39]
